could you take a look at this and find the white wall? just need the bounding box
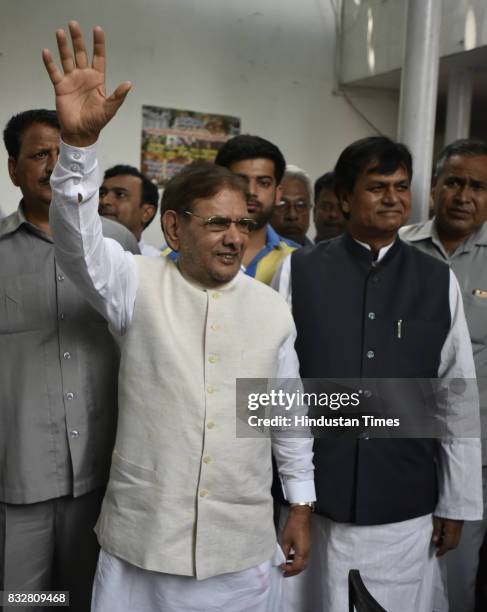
[341,0,487,84]
[0,0,398,245]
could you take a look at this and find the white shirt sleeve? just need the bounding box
[271,254,292,308]
[272,326,316,503]
[435,269,483,519]
[49,140,137,334]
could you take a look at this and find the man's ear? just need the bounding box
[339,191,350,215]
[162,210,180,251]
[431,176,438,202]
[8,157,19,187]
[141,203,157,227]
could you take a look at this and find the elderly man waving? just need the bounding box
[43,21,315,612]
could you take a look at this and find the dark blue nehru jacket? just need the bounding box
[291,233,451,524]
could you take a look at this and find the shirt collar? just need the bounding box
[0,202,53,242]
[404,218,436,242]
[353,237,396,262]
[0,204,26,237]
[265,224,282,249]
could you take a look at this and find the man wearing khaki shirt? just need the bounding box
[0,109,139,611]
[401,138,487,612]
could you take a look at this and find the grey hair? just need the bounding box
[283,164,312,199]
[434,139,487,178]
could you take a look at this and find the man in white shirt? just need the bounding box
[43,21,315,611]
[99,164,162,256]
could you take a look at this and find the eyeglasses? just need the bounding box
[275,200,310,213]
[184,211,257,234]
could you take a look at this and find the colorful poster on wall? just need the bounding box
[141,105,241,187]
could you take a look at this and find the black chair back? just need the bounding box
[348,569,387,612]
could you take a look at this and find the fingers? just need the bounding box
[91,26,106,75]
[431,516,442,546]
[53,21,93,75]
[105,81,132,116]
[69,21,89,69]
[108,81,132,102]
[42,48,63,85]
[432,517,463,557]
[56,28,75,73]
[280,552,308,577]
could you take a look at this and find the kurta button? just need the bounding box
[66,392,74,400]
[207,385,216,394]
[364,389,372,398]
[207,421,216,429]
[57,274,65,282]
[73,152,81,160]
[63,352,71,360]
[368,312,375,320]
[70,430,79,438]
[60,313,65,320]
[366,350,375,359]
[203,456,212,464]
[73,178,80,185]
[208,354,218,364]
[210,323,220,331]
[200,489,209,497]
[212,292,220,299]
[70,163,80,172]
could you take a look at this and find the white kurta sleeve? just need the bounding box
[435,269,483,519]
[49,140,137,335]
[272,326,316,503]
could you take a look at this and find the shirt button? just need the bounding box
[211,292,220,299]
[70,164,80,172]
[66,392,74,400]
[208,354,218,364]
[207,421,216,429]
[60,313,65,320]
[200,489,209,497]
[363,389,372,398]
[70,430,79,438]
[63,352,71,360]
[366,350,375,359]
[210,323,220,331]
[73,152,81,160]
[207,385,217,394]
[368,312,375,320]
[57,274,65,282]
[203,456,212,464]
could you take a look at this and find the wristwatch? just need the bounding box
[290,501,315,511]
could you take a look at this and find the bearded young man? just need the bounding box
[215,134,299,285]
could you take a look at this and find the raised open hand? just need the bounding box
[42,21,131,147]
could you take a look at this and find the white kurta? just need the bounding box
[50,140,316,611]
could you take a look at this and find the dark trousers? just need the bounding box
[0,489,104,612]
